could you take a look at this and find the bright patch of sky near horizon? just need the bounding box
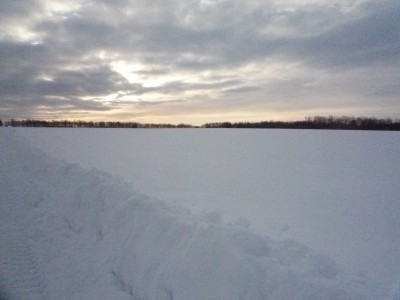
[0,0,399,124]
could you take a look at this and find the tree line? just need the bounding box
[203,116,400,130]
[0,119,194,128]
[1,116,400,130]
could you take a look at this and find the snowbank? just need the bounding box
[0,129,389,299]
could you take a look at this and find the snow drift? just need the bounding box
[0,129,393,299]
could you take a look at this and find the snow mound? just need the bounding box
[0,129,379,299]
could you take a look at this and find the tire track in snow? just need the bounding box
[0,208,46,300]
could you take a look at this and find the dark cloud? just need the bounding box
[0,42,49,72]
[299,1,400,69]
[222,86,264,95]
[0,42,142,97]
[130,99,187,107]
[156,79,243,94]
[0,0,41,23]
[0,95,116,120]
[34,67,134,96]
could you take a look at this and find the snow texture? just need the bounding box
[0,128,398,299]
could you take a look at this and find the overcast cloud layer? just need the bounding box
[0,0,399,124]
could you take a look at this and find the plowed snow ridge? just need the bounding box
[0,129,393,299]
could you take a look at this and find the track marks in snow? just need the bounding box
[0,212,46,300]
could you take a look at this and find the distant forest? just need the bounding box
[1,116,400,131]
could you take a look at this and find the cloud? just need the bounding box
[298,0,400,69]
[0,0,42,28]
[0,0,399,122]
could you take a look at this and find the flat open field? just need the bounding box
[1,128,399,299]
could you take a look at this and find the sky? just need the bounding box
[0,0,399,125]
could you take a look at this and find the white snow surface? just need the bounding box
[1,128,399,299]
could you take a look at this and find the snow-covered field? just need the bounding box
[1,128,399,299]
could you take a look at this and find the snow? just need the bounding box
[1,128,399,299]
